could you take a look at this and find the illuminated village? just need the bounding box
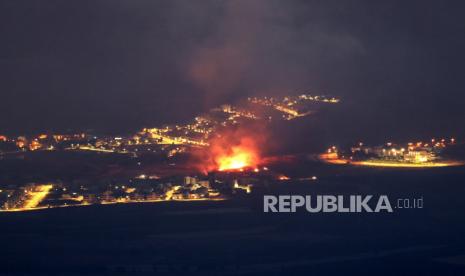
[1,93,464,212]
[0,94,333,212]
[0,94,336,155]
[248,94,339,120]
[320,138,463,167]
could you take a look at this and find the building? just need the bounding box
[404,150,434,163]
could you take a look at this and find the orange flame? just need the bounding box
[189,125,266,173]
[216,142,259,171]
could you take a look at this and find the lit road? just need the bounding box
[23,184,53,209]
[1,196,225,212]
[149,132,208,146]
[319,154,464,168]
[72,146,115,153]
[352,160,464,168]
[164,186,181,200]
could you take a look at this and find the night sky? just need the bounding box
[1,0,464,137]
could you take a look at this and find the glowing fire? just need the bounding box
[216,145,258,171]
[208,132,262,172]
[190,126,266,173]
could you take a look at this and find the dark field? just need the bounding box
[1,166,465,275]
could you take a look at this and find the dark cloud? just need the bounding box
[186,0,366,105]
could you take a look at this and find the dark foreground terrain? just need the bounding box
[1,166,465,275]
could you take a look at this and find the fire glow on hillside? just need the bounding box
[191,126,265,173]
[214,137,260,171]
